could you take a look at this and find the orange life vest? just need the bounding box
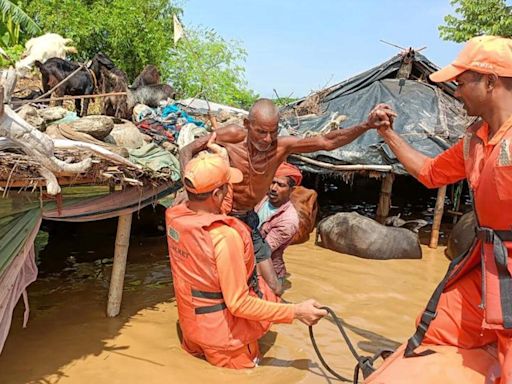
[406,121,512,357]
[165,203,276,350]
[453,121,512,328]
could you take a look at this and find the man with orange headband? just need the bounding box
[256,162,302,292]
[165,152,327,369]
[365,36,512,383]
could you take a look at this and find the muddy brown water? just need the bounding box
[0,229,449,384]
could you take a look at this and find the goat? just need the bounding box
[131,65,161,89]
[90,52,130,119]
[16,33,77,76]
[34,58,95,117]
[127,84,176,111]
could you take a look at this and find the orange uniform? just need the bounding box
[166,203,294,369]
[367,117,512,383]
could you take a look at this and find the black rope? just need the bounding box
[309,306,393,383]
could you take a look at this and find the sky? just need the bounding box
[181,1,467,98]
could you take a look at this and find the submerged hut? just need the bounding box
[0,85,182,354]
[281,49,473,245]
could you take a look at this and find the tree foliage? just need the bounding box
[24,0,179,80]
[439,0,512,42]
[0,0,41,46]
[23,0,258,108]
[167,28,258,108]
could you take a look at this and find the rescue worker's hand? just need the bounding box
[367,104,397,130]
[294,299,328,326]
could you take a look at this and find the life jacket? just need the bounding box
[405,120,512,357]
[165,203,276,351]
[457,120,512,328]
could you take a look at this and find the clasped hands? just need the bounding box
[367,104,397,135]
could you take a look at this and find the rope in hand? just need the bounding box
[307,305,394,383]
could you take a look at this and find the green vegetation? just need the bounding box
[272,96,299,107]
[0,0,40,46]
[25,0,180,80]
[0,0,41,65]
[168,28,258,109]
[20,0,257,108]
[439,0,512,42]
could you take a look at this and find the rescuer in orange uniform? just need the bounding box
[165,152,327,369]
[365,36,512,383]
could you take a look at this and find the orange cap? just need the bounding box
[183,152,243,194]
[430,35,512,83]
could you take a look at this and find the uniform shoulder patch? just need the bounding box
[168,227,180,242]
[498,139,512,166]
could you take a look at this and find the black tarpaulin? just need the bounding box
[281,52,473,175]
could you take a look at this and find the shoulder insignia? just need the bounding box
[168,227,180,242]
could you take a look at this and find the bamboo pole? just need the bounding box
[12,91,127,105]
[107,213,133,317]
[290,154,393,172]
[209,114,219,129]
[429,185,447,249]
[376,173,394,223]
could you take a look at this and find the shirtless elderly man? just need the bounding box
[180,98,390,294]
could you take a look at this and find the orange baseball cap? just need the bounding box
[430,35,512,83]
[183,152,243,194]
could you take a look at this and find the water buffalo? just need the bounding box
[445,211,476,260]
[316,211,422,260]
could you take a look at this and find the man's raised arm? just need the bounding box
[280,105,394,154]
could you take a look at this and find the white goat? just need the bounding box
[15,33,77,76]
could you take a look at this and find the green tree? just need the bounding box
[24,0,258,108]
[25,0,180,80]
[439,0,512,42]
[0,0,41,65]
[167,28,258,108]
[0,0,40,47]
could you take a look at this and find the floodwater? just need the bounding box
[0,226,449,384]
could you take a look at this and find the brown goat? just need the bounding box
[131,65,160,89]
[90,53,130,119]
